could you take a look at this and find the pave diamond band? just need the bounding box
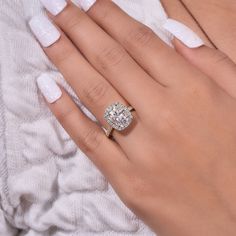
[103,102,135,138]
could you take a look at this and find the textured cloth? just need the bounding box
[0,0,171,235]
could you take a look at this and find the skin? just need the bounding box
[181,0,236,63]
[161,0,214,48]
[161,0,236,62]
[37,0,236,235]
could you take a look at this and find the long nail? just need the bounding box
[29,15,61,47]
[74,0,96,12]
[37,74,62,103]
[40,0,67,16]
[163,19,204,48]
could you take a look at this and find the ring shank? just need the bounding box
[103,126,114,138]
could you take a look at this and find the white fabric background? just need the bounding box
[0,0,172,235]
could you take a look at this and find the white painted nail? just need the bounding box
[163,19,204,48]
[37,74,62,103]
[73,0,96,12]
[40,0,67,16]
[29,15,61,47]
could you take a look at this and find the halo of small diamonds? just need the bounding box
[104,102,134,131]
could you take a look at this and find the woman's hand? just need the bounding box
[29,1,236,235]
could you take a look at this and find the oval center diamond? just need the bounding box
[104,102,133,131]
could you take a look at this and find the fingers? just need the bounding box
[29,15,142,146]
[86,0,204,88]
[36,73,130,181]
[46,1,161,108]
[174,40,236,98]
[41,29,124,129]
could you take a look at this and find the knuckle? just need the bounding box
[96,45,126,70]
[66,16,84,32]
[124,25,155,48]
[93,0,110,21]
[212,51,231,66]
[83,82,109,105]
[80,128,103,154]
[56,106,77,124]
[61,7,85,32]
[53,47,76,66]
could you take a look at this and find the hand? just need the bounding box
[29,1,236,235]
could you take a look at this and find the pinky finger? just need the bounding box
[36,73,130,181]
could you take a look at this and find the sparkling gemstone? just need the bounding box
[104,102,133,131]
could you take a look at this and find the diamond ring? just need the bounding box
[103,102,135,138]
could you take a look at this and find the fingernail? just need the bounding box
[29,15,61,47]
[40,0,67,16]
[74,0,96,11]
[37,74,62,103]
[163,19,204,48]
